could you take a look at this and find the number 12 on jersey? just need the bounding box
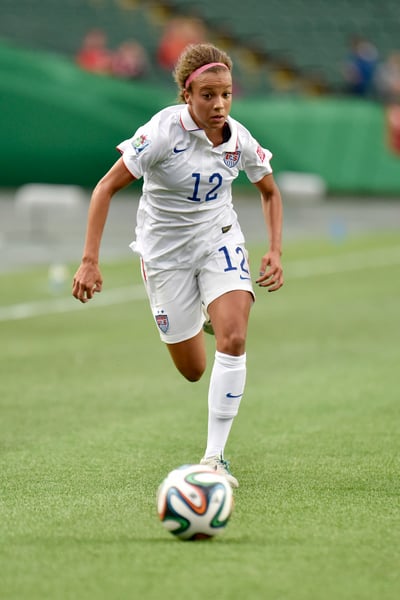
[188,172,223,202]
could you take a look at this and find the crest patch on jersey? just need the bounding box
[256,145,266,162]
[224,151,241,168]
[132,134,151,155]
[155,312,169,333]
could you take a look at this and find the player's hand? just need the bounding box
[256,250,284,292]
[72,261,103,303]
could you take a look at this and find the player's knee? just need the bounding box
[174,356,207,382]
[218,330,246,356]
[167,338,206,382]
[180,363,206,382]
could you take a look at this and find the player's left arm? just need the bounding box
[254,173,284,292]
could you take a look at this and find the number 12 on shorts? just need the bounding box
[218,245,251,280]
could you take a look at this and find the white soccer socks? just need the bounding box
[204,350,246,460]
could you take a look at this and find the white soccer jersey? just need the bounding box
[117,104,273,268]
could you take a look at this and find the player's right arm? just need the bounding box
[72,157,136,303]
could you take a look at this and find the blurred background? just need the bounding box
[0,0,399,272]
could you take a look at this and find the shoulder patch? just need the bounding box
[132,134,151,155]
[256,145,266,162]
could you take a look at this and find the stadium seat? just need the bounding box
[1,0,400,94]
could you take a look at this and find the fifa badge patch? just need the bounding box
[132,134,151,155]
[224,151,241,168]
[155,312,169,333]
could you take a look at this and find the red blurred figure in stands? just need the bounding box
[76,29,112,75]
[386,105,400,154]
[111,40,149,80]
[157,16,207,70]
[376,51,400,154]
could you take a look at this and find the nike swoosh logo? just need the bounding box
[173,146,189,153]
[240,275,251,280]
[226,392,243,399]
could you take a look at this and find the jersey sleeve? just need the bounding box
[240,128,273,183]
[116,112,167,179]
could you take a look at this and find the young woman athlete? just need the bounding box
[72,43,284,488]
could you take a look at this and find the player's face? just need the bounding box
[184,71,233,142]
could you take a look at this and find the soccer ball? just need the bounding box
[156,464,234,541]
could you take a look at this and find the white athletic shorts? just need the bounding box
[141,241,255,343]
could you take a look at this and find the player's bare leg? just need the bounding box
[208,290,253,355]
[166,290,252,380]
[166,331,207,382]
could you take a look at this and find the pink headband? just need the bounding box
[185,62,229,89]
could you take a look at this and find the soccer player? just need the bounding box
[72,43,284,488]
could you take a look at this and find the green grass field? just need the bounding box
[1,232,399,600]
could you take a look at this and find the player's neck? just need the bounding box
[206,122,231,147]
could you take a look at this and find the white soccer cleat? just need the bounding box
[200,455,239,488]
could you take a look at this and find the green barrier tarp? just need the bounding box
[1,41,399,194]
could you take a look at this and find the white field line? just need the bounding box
[0,285,147,322]
[1,246,399,322]
[284,245,400,278]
